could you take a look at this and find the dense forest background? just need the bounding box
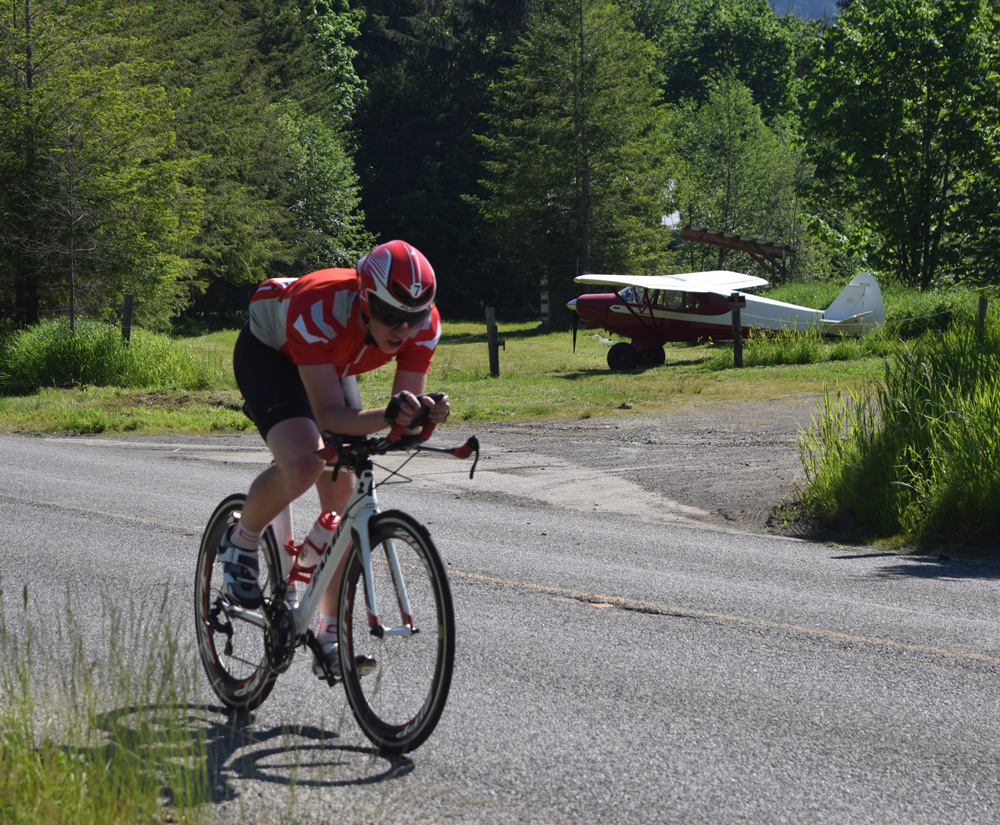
[1,0,998,331]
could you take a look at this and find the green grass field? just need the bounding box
[0,320,886,434]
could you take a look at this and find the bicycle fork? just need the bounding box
[283,468,418,641]
[357,511,416,638]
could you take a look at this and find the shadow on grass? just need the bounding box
[439,324,555,345]
[554,360,708,379]
[88,702,413,806]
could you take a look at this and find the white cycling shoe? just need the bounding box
[312,641,376,680]
[218,527,263,609]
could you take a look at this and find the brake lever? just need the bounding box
[415,436,480,479]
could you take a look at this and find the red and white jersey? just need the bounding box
[248,268,441,376]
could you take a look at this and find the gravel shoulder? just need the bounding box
[70,394,822,539]
[453,395,820,537]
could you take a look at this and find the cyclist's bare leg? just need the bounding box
[238,416,326,534]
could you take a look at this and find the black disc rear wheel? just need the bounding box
[194,494,280,711]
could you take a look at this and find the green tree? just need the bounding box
[253,0,366,119]
[141,0,371,323]
[475,0,673,318]
[269,99,375,271]
[674,74,806,278]
[804,0,1000,288]
[0,0,198,329]
[624,0,801,122]
[350,0,530,315]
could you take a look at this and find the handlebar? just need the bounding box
[316,430,480,479]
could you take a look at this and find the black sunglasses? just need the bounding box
[368,294,431,329]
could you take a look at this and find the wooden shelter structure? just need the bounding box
[680,224,797,282]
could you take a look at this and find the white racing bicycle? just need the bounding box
[194,413,478,754]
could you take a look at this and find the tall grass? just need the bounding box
[0,318,214,395]
[798,313,1000,547]
[0,579,211,824]
[705,324,903,370]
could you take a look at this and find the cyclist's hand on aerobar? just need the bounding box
[384,391,450,441]
[423,392,450,425]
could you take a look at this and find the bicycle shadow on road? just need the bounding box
[90,702,414,806]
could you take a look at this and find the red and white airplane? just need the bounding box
[567,270,885,370]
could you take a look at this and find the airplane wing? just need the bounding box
[574,270,769,294]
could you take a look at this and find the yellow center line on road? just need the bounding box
[451,569,1000,666]
[10,490,998,667]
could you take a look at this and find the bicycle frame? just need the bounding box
[222,456,414,644]
[294,459,416,639]
[219,427,478,645]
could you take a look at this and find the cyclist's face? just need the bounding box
[367,314,420,353]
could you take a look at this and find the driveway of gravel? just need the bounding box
[438,394,822,537]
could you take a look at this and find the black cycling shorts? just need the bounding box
[233,322,361,440]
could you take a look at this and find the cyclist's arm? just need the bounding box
[299,364,438,435]
[299,363,390,436]
[391,369,426,397]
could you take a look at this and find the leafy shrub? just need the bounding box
[0,318,213,394]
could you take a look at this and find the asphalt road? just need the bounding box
[3,431,1000,824]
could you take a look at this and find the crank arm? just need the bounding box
[218,599,268,630]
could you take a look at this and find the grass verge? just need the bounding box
[0,321,886,434]
[0,579,211,824]
[798,312,1000,550]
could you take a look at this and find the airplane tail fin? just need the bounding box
[822,272,885,335]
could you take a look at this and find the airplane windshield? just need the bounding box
[617,286,640,305]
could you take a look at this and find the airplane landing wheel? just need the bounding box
[640,346,666,367]
[607,342,638,370]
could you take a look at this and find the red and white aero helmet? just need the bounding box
[357,240,436,322]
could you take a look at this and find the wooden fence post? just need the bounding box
[486,306,504,377]
[540,272,550,328]
[121,294,134,346]
[729,293,746,368]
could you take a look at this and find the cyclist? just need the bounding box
[220,239,450,679]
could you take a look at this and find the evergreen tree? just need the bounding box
[142,0,371,323]
[0,0,198,329]
[269,98,374,272]
[350,0,530,315]
[475,0,673,320]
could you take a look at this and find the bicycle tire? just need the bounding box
[194,493,280,711]
[338,510,455,753]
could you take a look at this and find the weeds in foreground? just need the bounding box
[0,576,468,824]
[0,579,212,824]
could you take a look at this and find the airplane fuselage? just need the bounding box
[570,289,826,349]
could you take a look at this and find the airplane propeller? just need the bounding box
[572,312,578,352]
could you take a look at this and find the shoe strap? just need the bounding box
[218,541,259,576]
